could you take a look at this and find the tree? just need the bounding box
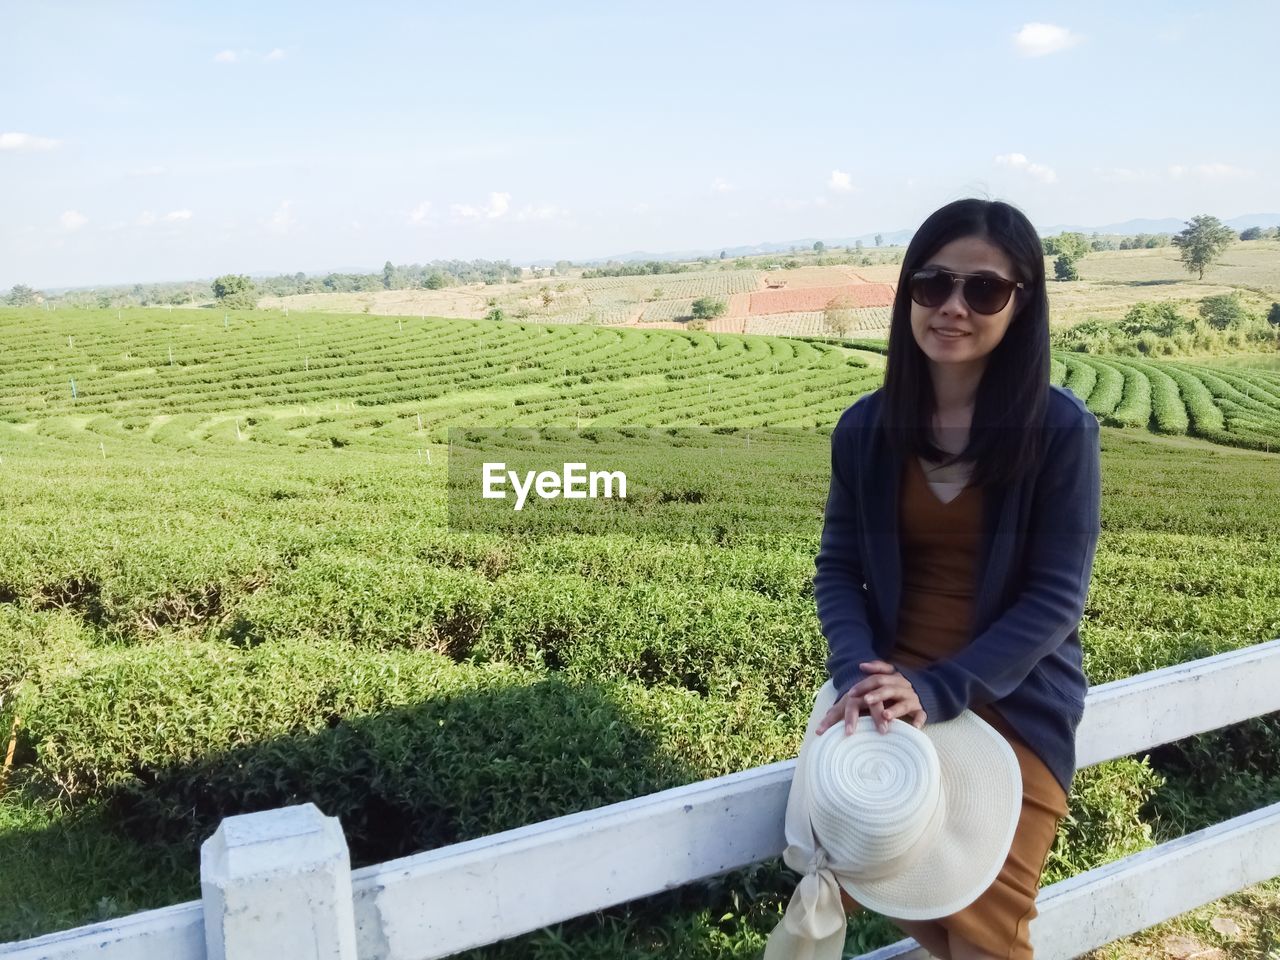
[1239,226,1264,241]
[211,274,257,310]
[1044,232,1091,260]
[824,295,857,337]
[813,241,825,254]
[720,250,727,260]
[1268,303,1280,327]
[6,284,38,306]
[690,297,726,320]
[382,260,396,290]
[1171,215,1236,280]
[1197,292,1251,330]
[423,272,446,290]
[1119,302,1184,338]
[1046,232,1089,281]
[874,234,883,247]
[854,240,864,253]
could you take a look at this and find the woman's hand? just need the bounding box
[814,660,928,736]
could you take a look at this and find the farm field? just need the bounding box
[257,240,1280,351]
[1,307,1279,957]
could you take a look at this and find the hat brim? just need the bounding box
[802,680,1022,921]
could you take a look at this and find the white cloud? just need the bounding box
[1168,162,1252,181]
[515,203,566,222]
[1194,162,1251,180]
[0,131,60,151]
[265,200,294,234]
[711,177,734,193]
[407,200,433,225]
[486,192,511,218]
[1013,23,1081,57]
[451,191,512,221]
[995,152,1058,183]
[137,208,193,227]
[264,48,286,61]
[827,169,853,193]
[773,196,823,212]
[60,210,87,232]
[213,49,238,63]
[1095,166,1149,183]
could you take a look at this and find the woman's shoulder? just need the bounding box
[1047,384,1098,431]
[834,387,884,432]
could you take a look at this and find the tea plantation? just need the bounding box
[1,307,1278,956]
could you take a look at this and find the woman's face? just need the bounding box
[908,234,1022,377]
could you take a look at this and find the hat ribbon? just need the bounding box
[762,846,846,960]
[764,763,948,959]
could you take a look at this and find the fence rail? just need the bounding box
[5,638,1279,960]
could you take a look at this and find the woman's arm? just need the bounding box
[814,408,881,699]
[896,413,1102,722]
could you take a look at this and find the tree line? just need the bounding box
[3,258,525,310]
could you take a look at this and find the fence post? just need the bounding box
[201,803,357,960]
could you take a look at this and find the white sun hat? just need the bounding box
[763,678,1022,960]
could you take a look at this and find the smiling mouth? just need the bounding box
[933,329,970,338]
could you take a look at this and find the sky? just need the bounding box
[3,0,1278,289]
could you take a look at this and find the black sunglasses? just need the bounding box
[908,268,1025,315]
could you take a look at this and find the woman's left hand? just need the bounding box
[849,660,927,731]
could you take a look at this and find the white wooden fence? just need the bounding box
[4,638,1280,960]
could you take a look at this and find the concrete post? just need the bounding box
[201,803,357,960]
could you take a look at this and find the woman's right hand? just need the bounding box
[814,685,887,737]
[814,662,927,736]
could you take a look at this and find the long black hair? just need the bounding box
[879,198,1050,491]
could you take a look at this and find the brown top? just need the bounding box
[892,454,1060,783]
[894,456,985,662]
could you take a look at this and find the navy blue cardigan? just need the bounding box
[813,384,1102,795]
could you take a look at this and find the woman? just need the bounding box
[810,198,1102,959]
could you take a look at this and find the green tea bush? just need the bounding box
[1140,714,1280,838]
[473,573,827,706]
[1044,758,1163,884]
[222,551,495,654]
[11,634,800,864]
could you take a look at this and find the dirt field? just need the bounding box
[756,265,869,288]
[744,283,896,315]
